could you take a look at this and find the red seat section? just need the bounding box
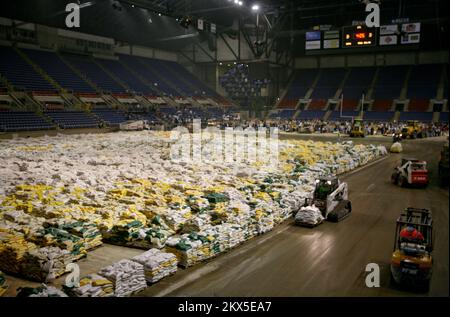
[408,99,430,112]
[308,99,327,110]
[372,100,392,111]
[278,99,298,109]
[342,99,358,111]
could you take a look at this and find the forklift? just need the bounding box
[295,176,352,227]
[349,118,366,137]
[390,208,433,290]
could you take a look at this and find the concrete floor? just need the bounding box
[138,134,449,297]
[3,133,448,297]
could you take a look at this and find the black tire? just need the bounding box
[397,176,406,187]
[391,173,398,184]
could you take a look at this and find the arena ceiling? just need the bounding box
[0,0,448,51]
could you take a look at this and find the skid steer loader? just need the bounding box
[295,176,352,227]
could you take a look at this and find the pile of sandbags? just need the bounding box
[31,227,87,260]
[21,246,73,282]
[390,142,403,153]
[0,232,37,275]
[16,284,68,297]
[0,271,8,297]
[57,220,103,251]
[101,220,154,249]
[165,233,211,268]
[64,274,114,297]
[98,259,147,297]
[131,249,178,283]
[294,205,324,226]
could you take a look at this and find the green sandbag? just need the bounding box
[204,193,229,204]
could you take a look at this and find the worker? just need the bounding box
[400,226,424,242]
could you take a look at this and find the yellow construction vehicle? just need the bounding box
[349,118,366,137]
[390,208,433,290]
[401,121,425,139]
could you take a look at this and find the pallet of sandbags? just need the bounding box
[20,246,74,282]
[30,227,87,261]
[16,284,68,297]
[131,249,178,283]
[56,220,103,251]
[98,259,147,297]
[165,234,211,268]
[63,274,114,297]
[0,232,37,275]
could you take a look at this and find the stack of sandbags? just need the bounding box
[31,227,87,260]
[294,205,324,226]
[0,270,8,297]
[102,220,151,249]
[131,249,178,283]
[21,246,73,282]
[16,284,68,297]
[0,232,37,275]
[98,259,147,297]
[165,234,210,268]
[64,274,114,297]
[390,142,403,153]
[58,220,103,250]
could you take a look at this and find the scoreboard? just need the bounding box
[342,25,376,47]
[305,22,421,52]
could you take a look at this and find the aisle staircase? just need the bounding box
[57,52,99,94]
[15,48,61,92]
[137,59,185,97]
[93,58,131,92]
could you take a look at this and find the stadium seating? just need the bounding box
[91,108,128,126]
[363,111,395,121]
[308,99,327,110]
[0,45,55,92]
[329,111,359,121]
[439,112,449,122]
[297,110,325,120]
[142,58,192,96]
[95,58,156,95]
[0,111,55,132]
[21,48,94,93]
[278,69,319,108]
[399,111,433,122]
[407,64,441,99]
[341,67,375,110]
[61,53,125,93]
[408,99,430,112]
[269,109,296,119]
[311,68,346,100]
[372,100,393,112]
[160,60,217,97]
[118,54,179,96]
[372,65,408,108]
[44,111,100,129]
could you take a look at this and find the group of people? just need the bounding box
[256,119,449,137]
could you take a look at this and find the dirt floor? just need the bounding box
[3,132,448,297]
